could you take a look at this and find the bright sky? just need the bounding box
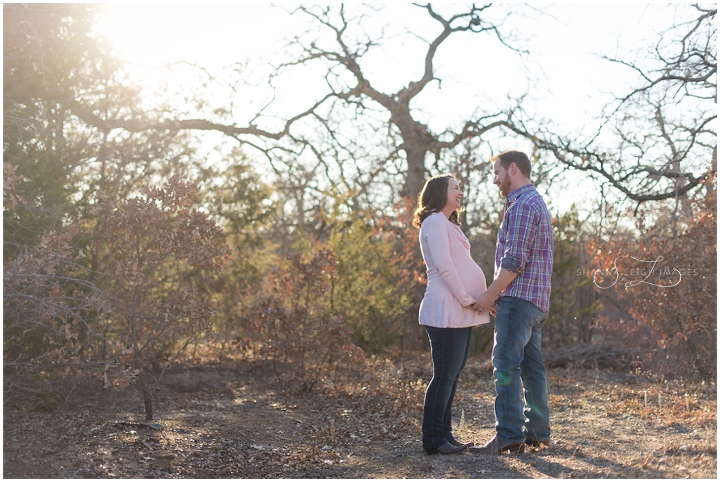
[94,3,672,117]
[96,3,667,123]
[94,3,681,215]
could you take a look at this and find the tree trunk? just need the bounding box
[396,113,433,201]
[709,146,717,197]
[138,370,154,421]
[401,144,427,202]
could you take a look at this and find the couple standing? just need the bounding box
[413,150,553,456]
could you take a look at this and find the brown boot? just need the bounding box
[468,434,525,455]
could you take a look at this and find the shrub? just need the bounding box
[590,188,716,381]
[4,171,231,420]
[249,249,364,392]
[328,217,413,352]
[92,176,230,419]
[4,163,102,410]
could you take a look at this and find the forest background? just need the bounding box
[3,5,716,474]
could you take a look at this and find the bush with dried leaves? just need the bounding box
[249,249,364,392]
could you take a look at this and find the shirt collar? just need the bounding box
[506,183,536,203]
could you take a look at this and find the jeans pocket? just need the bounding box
[537,311,549,329]
[496,296,519,319]
[518,299,546,328]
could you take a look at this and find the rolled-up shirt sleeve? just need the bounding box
[499,203,537,274]
[423,216,475,306]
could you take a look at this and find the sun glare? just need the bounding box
[96,4,280,68]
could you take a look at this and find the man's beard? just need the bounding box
[500,178,512,197]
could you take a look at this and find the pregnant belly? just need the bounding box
[458,265,487,296]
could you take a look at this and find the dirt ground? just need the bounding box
[3,354,717,479]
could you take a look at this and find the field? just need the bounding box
[4,353,716,479]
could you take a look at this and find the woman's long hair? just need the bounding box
[412,174,462,228]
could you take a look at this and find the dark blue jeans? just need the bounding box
[422,326,473,450]
[492,296,551,443]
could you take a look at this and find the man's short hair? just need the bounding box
[492,150,532,177]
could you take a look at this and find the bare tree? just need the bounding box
[272,4,531,201]
[17,3,714,210]
[508,4,716,208]
[50,4,529,205]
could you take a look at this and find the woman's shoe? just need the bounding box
[424,441,468,455]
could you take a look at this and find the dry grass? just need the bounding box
[3,353,716,478]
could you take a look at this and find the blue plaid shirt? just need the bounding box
[494,183,554,312]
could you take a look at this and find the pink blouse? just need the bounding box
[418,212,491,328]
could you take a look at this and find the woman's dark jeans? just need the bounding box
[422,325,473,450]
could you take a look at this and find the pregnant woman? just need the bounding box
[413,174,490,455]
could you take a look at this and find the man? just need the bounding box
[469,150,554,455]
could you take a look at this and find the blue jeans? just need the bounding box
[492,297,550,443]
[422,326,473,450]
